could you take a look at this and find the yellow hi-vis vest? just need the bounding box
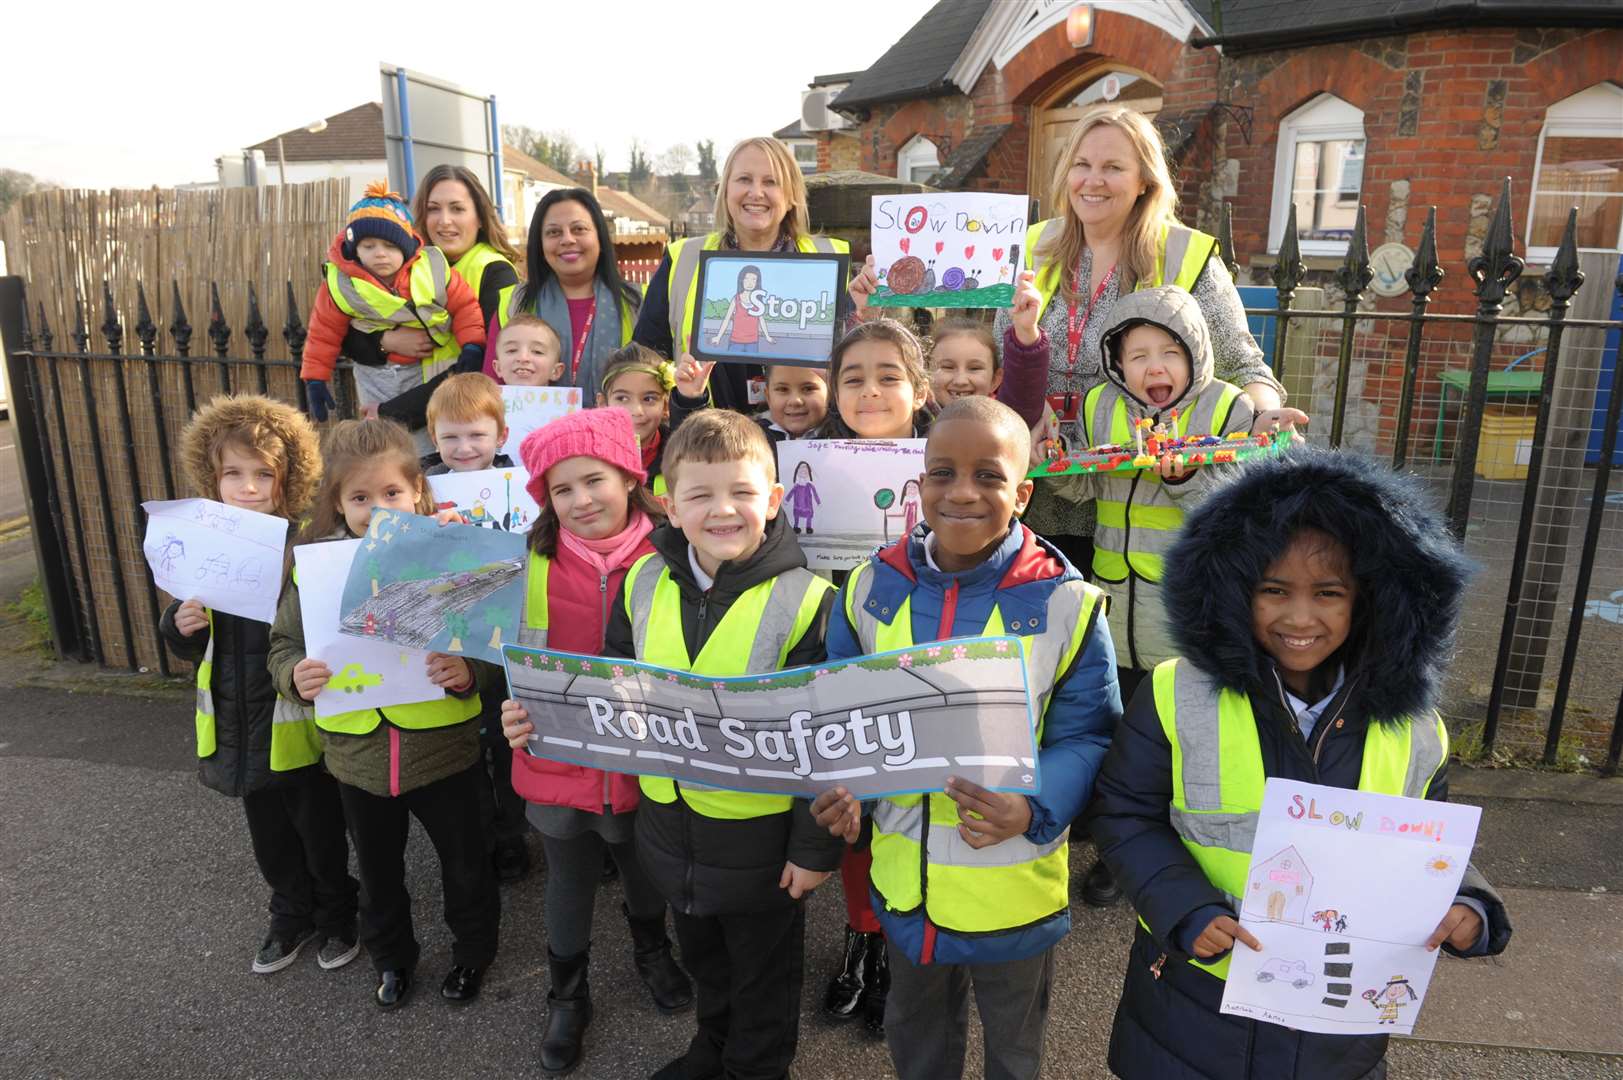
[451,242,511,303]
[195,608,322,771]
[1151,658,1448,979]
[518,550,552,648]
[622,552,832,819]
[1080,380,1243,584]
[1022,219,1217,323]
[844,561,1104,937]
[665,232,849,357]
[326,245,460,382]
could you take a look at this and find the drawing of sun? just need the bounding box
[1423,854,1456,877]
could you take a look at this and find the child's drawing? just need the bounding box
[141,498,289,625]
[502,385,583,459]
[776,440,925,570]
[329,663,384,694]
[869,193,1028,309]
[1362,975,1417,1025]
[786,462,820,535]
[429,467,540,535]
[1244,845,1315,924]
[155,535,185,574]
[1255,958,1315,990]
[1311,908,1343,933]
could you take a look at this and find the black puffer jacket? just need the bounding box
[161,601,321,797]
[603,514,843,916]
[1090,450,1511,1080]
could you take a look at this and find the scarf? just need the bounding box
[557,508,654,579]
[528,275,626,399]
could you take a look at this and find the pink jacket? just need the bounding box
[510,534,655,813]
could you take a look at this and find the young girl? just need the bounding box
[1090,449,1512,1079]
[159,394,359,976]
[268,418,500,1011]
[927,316,1002,404]
[785,460,820,534]
[497,408,691,1075]
[597,344,676,496]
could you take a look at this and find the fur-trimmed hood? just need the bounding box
[1098,285,1213,419]
[181,394,322,518]
[1162,448,1473,721]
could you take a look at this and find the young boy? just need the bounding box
[1090,449,1511,1079]
[158,394,360,974]
[602,409,844,1080]
[493,313,565,387]
[300,182,486,429]
[813,396,1122,1080]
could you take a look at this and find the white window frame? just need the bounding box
[1268,93,1367,256]
[1526,82,1623,263]
[897,135,941,185]
[789,139,818,174]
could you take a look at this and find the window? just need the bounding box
[791,140,818,175]
[1269,94,1366,255]
[1527,83,1623,259]
[897,135,941,185]
[1065,69,1162,119]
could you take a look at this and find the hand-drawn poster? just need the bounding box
[337,509,526,665]
[293,538,443,718]
[775,439,926,570]
[869,193,1029,309]
[429,467,540,533]
[691,249,850,367]
[1219,779,1481,1036]
[141,498,289,624]
[502,385,583,459]
[503,636,1037,800]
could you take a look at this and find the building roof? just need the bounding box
[500,145,575,186]
[1187,0,1623,50]
[248,102,384,162]
[597,186,670,229]
[774,118,810,140]
[810,70,864,86]
[931,123,1012,190]
[830,0,995,113]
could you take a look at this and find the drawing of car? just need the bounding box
[329,663,383,694]
[1256,958,1315,989]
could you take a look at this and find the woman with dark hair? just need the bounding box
[489,188,640,397]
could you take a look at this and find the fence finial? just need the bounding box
[207,282,232,357]
[283,279,307,356]
[1543,207,1585,306]
[1467,176,1524,306]
[18,288,34,352]
[170,280,193,356]
[1332,206,1372,299]
[1406,206,1444,299]
[72,293,89,354]
[135,283,158,355]
[245,283,269,360]
[36,302,54,352]
[1270,203,1305,300]
[101,280,123,354]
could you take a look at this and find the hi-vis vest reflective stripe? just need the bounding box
[519,550,551,648]
[623,552,831,819]
[1152,658,1447,980]
[845,562,1103,937]
[666,233,849,356]
[1082,380,1242,583]
[1022,219,1217,322]
[496,284,638,344]
[452,242,509,303]
[195,609,322,772]
[327,246,459,381]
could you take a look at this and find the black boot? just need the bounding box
[540,947,592,1076]
[863,937,889,1036]
[1082,858,1124,907]
[624,904,693,1014]
[822,927,873,1020]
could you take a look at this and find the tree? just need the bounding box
[0,169,57,216]
[657,143,695,177]
[594,146,606,180]
[500,125,580,173]
[628,140,652,185]
[696,140,718,182]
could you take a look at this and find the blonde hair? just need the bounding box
[1041,105,1180,297]
[426,372,506,436]
[712,137,810,247]
[663,408,778,488]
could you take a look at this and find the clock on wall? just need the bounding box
[1369,242,1417,298]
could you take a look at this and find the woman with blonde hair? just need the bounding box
[634,136,880,413]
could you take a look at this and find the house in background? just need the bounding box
[773,72,864,176]
[1243,845,1314,924]
[499,145,574,237]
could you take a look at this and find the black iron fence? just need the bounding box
[1,181,1620,770]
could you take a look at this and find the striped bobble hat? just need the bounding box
[343,181,419,262]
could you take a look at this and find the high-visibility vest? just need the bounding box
[326,246,459,382]
[665,232,849,357]
[495,283,637,344]
[451,242,511,304]
[844,561,1104,937]
[194,608,322,772]
[1080,380,1243,583]
[622,552,831,820]
[1022,219,1217,322]
[518,550,551,648]
[1151,658,1448,980]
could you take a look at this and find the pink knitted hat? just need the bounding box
[521,407,646,506]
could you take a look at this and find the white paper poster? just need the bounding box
[293,538,443,718]
[502,385,584,459]
[429,467,540,533]
[775,439,926,570]
[869,193,1029,309]
[141,498,289,624]
[1219,778,1481,1036]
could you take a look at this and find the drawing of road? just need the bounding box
[340,559,523,651]
[699,321,834,365]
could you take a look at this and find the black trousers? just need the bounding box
[336,763,501,973]
[477,719,527,849]
[672,901,806,1080]
[241,773,357,939]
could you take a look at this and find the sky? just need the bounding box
[2,0,932,191]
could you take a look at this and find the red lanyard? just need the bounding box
[1065,262,1116,373]
[571,300,596,380]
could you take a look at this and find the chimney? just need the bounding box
[579,158,599,199]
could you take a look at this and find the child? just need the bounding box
[300,182,486,432]
[422,372,515,476]
[601,409,843,1080]
[159,394,360,975]
[268,418,500,1010]
[812,396,1121,1079]
[785,460,819,534]
[761,363,830,446]
[1089,449,1512,1079]
[496,408,691,1075]
[816,318,932,441]
[927,316,1002,404]
[597,344,676,496]
[493,313,565,387]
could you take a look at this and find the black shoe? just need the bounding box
[540,948,593,1075]
[317,930,361,971]
[863,937,889,1037]
[441,964,485,1004]
[375,968,414,1009]
[624,903,693,1013]
[495,839,531,885]
[251,927,317,974]
[1082,858,1124,907]
[822,927,874,1020]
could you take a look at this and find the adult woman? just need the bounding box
[634,136,878,413]
[492,188,641,397]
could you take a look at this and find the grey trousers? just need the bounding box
[885,942,1055,1080]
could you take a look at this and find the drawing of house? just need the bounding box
[1243,845,1314,924]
